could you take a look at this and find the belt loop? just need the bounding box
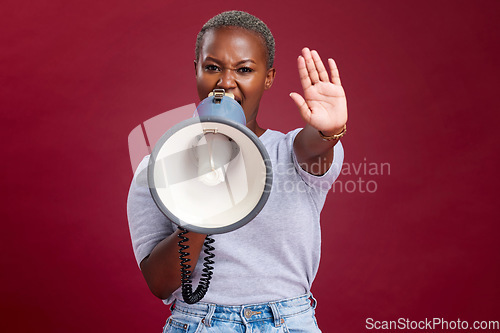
[309,293,318,310]
[202,304,216,327]
[269,302,283,327]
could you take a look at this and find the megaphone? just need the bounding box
[148,89,272,234]
[147,89,273,303]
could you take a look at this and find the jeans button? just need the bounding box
[244,308,252,318]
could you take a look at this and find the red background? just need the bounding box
[1,0,499,332]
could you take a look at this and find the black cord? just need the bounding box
[177,227,215,304]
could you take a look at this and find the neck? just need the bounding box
[246,119,266,137]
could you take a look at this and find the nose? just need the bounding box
[216,69,237,90]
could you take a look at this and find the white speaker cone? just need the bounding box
[193,133,237,186]
[148,116,272,234]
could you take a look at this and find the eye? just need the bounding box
[237,67,254,73]
[204,64,220,72]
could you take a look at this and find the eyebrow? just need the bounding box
[204,56,256,66]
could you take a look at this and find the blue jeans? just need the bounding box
[163,294,321,332]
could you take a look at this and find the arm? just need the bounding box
[127,161,208,300]
[140,229,207,300]
[290,48,348,175]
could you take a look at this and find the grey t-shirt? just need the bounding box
[127,128,344,305]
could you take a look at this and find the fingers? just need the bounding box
[328,58,341,85]
[311,50,329,82]
[297,55,311,90]
[289,92,311,121]
[298,48,342,88]
[302,48,320,84]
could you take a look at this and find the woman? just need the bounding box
[128,10,347,332]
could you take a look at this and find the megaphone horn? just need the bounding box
[148,89,272,234]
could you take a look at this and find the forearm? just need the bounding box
[139,229,207,299]
[293,124,341,175]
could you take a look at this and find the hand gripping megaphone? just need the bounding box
[147,89,273,303]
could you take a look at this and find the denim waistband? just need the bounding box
[171,293,317,327]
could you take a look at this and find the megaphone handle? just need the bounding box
[177,228,215,304]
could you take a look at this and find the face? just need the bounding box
[195,27,275,126]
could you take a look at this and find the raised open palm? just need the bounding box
[290,48,348,135]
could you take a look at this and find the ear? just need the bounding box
[194,60,198,77]
[264,67,276,90]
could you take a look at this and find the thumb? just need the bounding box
[289,92,311,121]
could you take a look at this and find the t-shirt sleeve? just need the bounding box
[127,155,175,267]
[289,128,344,191]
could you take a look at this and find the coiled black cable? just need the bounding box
[177,227,215,304]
